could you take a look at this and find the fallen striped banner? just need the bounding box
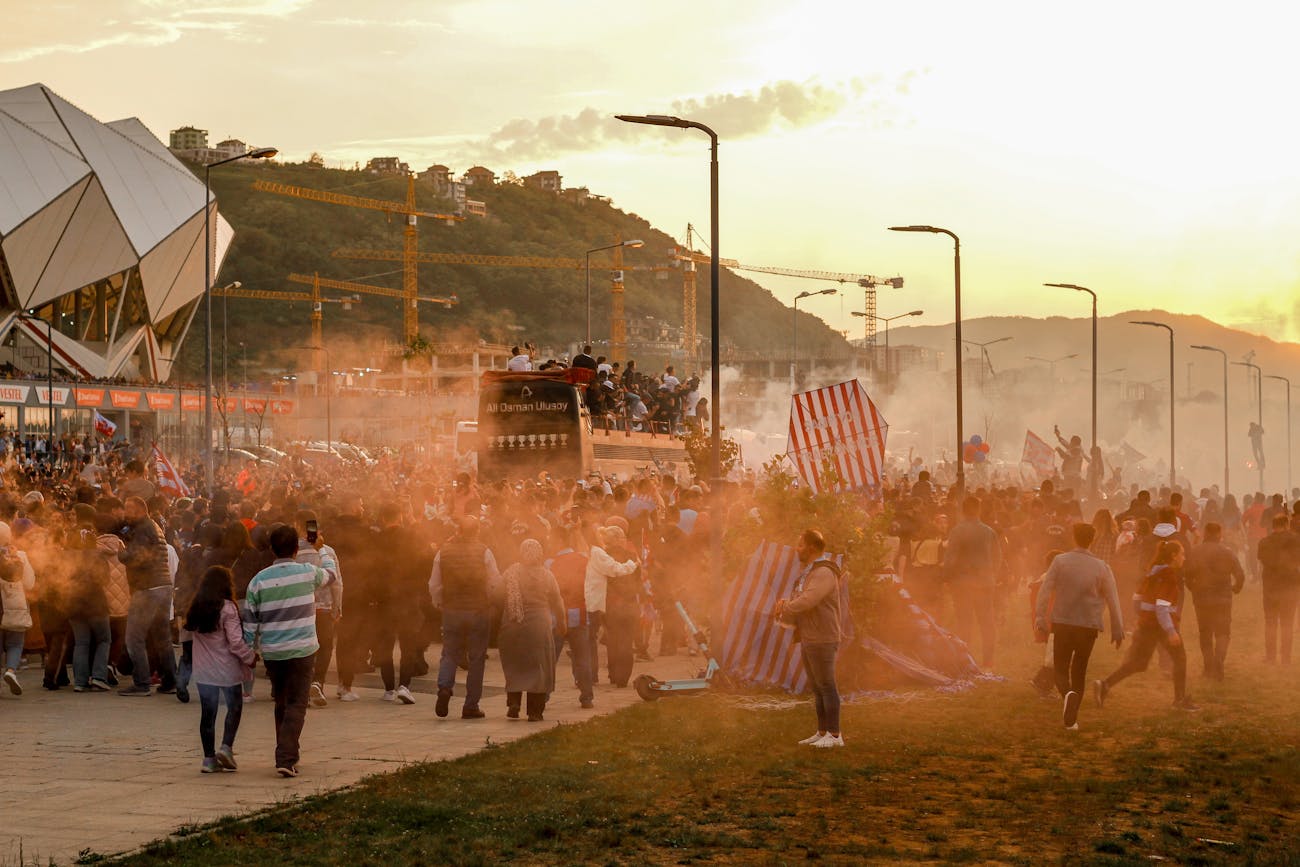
[786,379,888,493]
[718,541,850,693]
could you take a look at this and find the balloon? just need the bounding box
[974,451,987,463]
[963,445,976,463]
[979,442,991,453]
[970,434,982,446]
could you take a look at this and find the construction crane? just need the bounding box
[252,176,463,343]
[211,283,361,374]
[332,241,672,362]
[285,272,457,360]
[671,224,903,349]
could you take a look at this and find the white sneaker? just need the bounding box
[338,689,360,703]
[396,685,415,705]
[309,682,328,708]
[382,690,396,702]
[812,733,845,748]
[798,732,826,745]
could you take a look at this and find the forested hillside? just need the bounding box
[182,161,849,377]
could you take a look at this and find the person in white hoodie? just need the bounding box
[0,521,37,695]
[584,524,639,687]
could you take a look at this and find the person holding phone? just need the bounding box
[293,511,342,709]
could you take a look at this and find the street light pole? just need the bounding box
[1191,344,1230,498]
[855,309,923,384]
[18,314,55,446]
[1131,320,1176,488]
[584,239,644,347]
[1045,283,1098,492]
[890,225,962,494]
[961,336,1012,387]
[792,288,836,393]
[617,112,722,625]
[1234,360,1264,492]
[204,145,276,493]
[1026,353,1079,384]
[298,345,331,451]
[1265,374,1292,497]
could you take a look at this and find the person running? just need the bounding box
[1034,523,1124,730]
[1095,540,1199,712]
[774,529,845,748]
[1184,522,1245,679]
[243,524,335,778]
[186,566,255,774]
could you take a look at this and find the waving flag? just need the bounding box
[151,443,190,498]
[1021,430,1056,480]
[786,379,888,493]
[93,411,117,438]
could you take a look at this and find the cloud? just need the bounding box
[315,16,452,31]
[0,0,313,64]
[461,76,900,163]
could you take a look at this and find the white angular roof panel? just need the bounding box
[0,82,231,320]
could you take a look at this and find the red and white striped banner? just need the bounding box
[151,443,191,498]
[786,379,888,492]
[1021,429,1056,480]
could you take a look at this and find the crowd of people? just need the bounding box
[4,410,1300,773]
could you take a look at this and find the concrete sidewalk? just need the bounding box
[0,646,699,865]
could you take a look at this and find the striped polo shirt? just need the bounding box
[243,558,332,661]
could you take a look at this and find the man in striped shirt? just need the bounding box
[243,524,334,777]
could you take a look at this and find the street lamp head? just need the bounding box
[1190,344,1219,352]
[907,310,924,317]
[623,239,644,248]
[615,114,687,128]
[850,311,867,318]
[888,225,940,233]
[248,147,278,160]
[1044,282,1088,292]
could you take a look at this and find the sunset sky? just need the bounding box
[4,0,1298,341]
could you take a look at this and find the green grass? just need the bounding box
[122,596,1300,865]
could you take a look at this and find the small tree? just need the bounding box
[682,426,741,481]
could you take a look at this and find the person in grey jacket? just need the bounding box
[1035,523,1124,730]
[774,529,844,748]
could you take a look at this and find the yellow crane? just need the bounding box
[252,176,463,343]
[210,283,361,374]
[332,242,672,362]
[671,225,903,349]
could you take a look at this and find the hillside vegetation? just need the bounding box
[183,162,849,378]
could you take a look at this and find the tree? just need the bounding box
[682,426,741,481]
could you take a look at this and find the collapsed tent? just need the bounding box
[718,541,981,693]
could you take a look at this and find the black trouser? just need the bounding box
[1105,622,1187,702]
[312,611,336,685]
[604,607,637,687]
[335,604,374,691]
[1192,594,1232,676]
[265,654,315,769]
[1051,623,1098,697]
[506,691,547,718]
[373,608,423,691]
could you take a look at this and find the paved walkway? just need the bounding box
[0,647,699,865]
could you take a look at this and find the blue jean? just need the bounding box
[800,641,841,733]
[70,617,110,687]
[2,629,24,670]
[554,623,593,702]
[197,683,244,758]
[125,587,177,689]
[437,609,490,709]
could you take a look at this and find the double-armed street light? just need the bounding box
[1131,320,1176,488]
[792,288,837,393]
[1233,359,1264,491]
[854,309,923,381]
[1191,344,1230,497]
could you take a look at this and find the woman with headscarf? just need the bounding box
[495,538,566,721]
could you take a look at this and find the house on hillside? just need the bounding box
[523,170,562,193]
[465,199,487,217]
[463,166,496,186]
[367,156,409,174]
[215,138,247,157]
[169,126,207,150]
[421,164,453,191]
[561,186,590,205]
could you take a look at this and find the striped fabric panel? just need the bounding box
[786,379,888,494]
[718,542,848,694]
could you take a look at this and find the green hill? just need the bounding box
[180,161,849,379]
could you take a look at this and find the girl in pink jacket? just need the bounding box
[183,566,255,773]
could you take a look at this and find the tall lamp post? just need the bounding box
[1045,284,1098,489]
[1233,360,1264,492]
[204,145,276,493]
[854,308,923,382]
[1265,374,1292,497]
[298,345,331,452]
[1131,320,1176,488]
[961,336,1012,387]
[889,225,962,494]
[18,314,55,443]
[1026,353,1079,384]
[1191,345,1229,498]
[616,112,722,620]
[584,239,643,346]
[792,288,836,393]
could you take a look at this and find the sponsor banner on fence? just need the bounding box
[243,397,268,414]
[181,394,204,411]
[146,392,176,411]
[35,387,69,405]
[74,388,103,407]
[271,400,294,415]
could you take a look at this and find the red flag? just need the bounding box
[1022,430,1056,480]
[93,411,117,438]
[151,443,191,498]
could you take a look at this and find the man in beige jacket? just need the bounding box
[774,529,844,748]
